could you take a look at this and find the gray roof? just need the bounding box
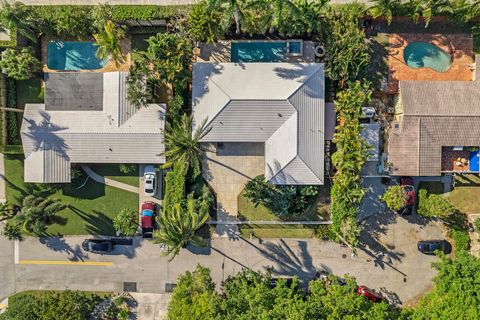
[388,56,480,176]
[21,72,165,183]
[192,62,325,185]
[45,73,104,111]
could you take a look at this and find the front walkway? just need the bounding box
[202,143,264,237]
[81,165,139,194]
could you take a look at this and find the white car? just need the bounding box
[144,166,156,197]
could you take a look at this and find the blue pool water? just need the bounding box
[47,41,108,71]
[403,42,452,72]
[231,41,302,62]
[470,150,480,172]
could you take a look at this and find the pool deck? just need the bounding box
[195,40,316,63]
[41,37,132,73]
[388,33,474,93]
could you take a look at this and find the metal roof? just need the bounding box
[21,72,165,183]
[192,62,325,185]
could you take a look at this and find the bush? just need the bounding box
[5,78,20,145]
[381,185,406,211]
[163,163,186,214]
[186,1,223,43]
[315,224,335,240]
[417,189,457,218]
[243,175,318,218]
[451,229,470,252]
[113,208,138,236]
[119,164,136,174]
[111,5,190,21]
[0,48,42,81]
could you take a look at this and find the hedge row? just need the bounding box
[163,162,186,214]
[5,78,20,145]
[111,5,191,21]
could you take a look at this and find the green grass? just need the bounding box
[239,227,315,239]
[16,77,44,109]
[90,164,139,187]
[4,155,138,236]
[445,174,480,213]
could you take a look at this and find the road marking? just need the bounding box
[18,260,114,266]
[14,240,19,264]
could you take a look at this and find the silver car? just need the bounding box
[144,166,156,197]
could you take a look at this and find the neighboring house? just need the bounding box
[21,72,165,183]
[192,62,332,185]
[388,57,480,176]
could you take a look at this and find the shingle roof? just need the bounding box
[388,57,480,176]
[192,62,325,185]
[21,72,165,183]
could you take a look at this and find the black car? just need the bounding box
[82,239,114,254]
[417,240,452,255]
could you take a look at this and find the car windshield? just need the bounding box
[145,189,154,193]
[403,185,414,192]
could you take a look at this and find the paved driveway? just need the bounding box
[0,210,446,307]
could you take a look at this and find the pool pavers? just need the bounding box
[388,33,474,93]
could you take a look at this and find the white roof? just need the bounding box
[21,72,165,183]
[192,62,325,185]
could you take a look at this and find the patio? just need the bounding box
[441,147,480,172]
[388,33,474,93]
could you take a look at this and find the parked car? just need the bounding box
[400,176,415,206]
[140,201,157,239]
[356,286,384,303]
[144,166,156,197]
[81,239,114,254]
[417,240,452,255]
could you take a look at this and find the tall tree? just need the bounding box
[369,0,400,25]
[94,20,126,67]
[15,195,66,234]
[154,199,209,260]
[0,1,37,42]
[208,0,245,35]
[162,114,210,178]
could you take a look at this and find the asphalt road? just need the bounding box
[0,211,446,307]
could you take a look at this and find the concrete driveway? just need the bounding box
[0,210,446,307]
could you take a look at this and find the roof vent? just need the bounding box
[278,113,283,117]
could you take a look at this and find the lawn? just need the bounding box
[89,164,139,187]
[237,185,330,238]
[4,155,138,236]
[445,174,480,213]
[16,77,44,108]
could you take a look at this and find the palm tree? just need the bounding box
[369,0,400,25]
[94,20,126,67]
[289,0,328,36]
[154,199,209,260]
[208,0,245,35]
[15,195,67,234]
[2,222,22,240]
[0,201,13,221]
[407,0,453,27]
[245,0,298,35]
[162,114,211,178]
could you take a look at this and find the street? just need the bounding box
[1,211,445,307]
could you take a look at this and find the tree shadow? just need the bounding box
[38,236,88,262]
[69,207,115,236]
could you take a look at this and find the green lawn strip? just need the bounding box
[239,227,315,239]
[89,164,139,187]
[16,77,44,108]
[4,154,138,236]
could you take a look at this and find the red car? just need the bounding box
[356,286,384,303]
[140,201,157,239]
[400,177,415,206]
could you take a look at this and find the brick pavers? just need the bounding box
[388,33,474,93]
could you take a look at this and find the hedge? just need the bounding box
[451,229,470,252]
[163,162,186,214]
[111,5,191,21]
[5,78,20,145]
[0,27,17,48]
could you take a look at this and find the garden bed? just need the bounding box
[4,155,138,236]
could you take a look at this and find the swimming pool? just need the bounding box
[47,41,108,71]
[403,42,452,73]
[231,40,302,62]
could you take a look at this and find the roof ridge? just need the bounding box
[286,66,323,101]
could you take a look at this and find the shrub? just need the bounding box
[163,162,186,214]
[417,189,457,218]
[381,185,406,211]
[2,221,22,240]
[119,164,136,174]
[186,1,223,43]
[111,5,190,21]
[0,48,42,81]
[315,224,335,240]
[474,218,480,232]
[451,229,470,252]
[113,208,138,236]
[5,78,20,145]
[243,175,318,218]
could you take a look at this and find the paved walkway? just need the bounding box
[81,165,139,194]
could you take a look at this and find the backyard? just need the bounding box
[4,155,138,236]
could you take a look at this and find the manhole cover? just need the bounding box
[165,283,177,293]
[123,282,137,292]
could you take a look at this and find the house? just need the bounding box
[20,72,165,183]
[192,62,331,185]
[388,56,480,176]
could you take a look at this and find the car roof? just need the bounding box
[141,202,155,210]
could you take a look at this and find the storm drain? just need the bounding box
[123,282,137,292]
[165,283,177,293]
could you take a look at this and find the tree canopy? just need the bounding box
[381,186,406,211]
[0,48,41,80]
